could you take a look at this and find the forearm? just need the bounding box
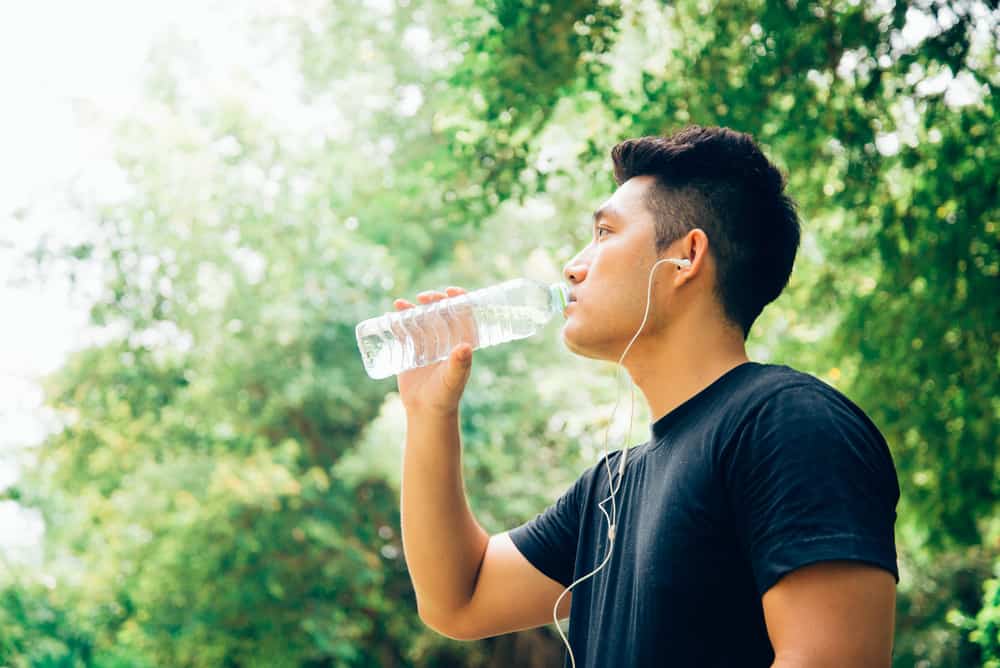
[400,408,490,625]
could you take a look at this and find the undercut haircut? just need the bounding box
[611,126,801,339]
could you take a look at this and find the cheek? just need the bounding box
[565,300,622,336]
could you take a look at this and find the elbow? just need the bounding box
[421,617,469,642]
[417,604,473,642]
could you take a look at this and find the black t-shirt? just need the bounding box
[508,362,899,668]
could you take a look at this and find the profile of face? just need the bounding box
[561,176,693,363]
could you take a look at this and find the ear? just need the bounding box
[671,228,709,287]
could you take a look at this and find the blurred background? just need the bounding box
[0,0,997,665]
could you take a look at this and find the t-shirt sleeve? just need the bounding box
[723,385,900,596]
[507,471,588,588]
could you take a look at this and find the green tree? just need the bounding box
[7,1,997,666]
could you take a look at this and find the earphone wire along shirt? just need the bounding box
[508,362,899,668]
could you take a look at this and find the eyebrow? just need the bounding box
[592,205,620,229]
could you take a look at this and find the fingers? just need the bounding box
[394,287,466,310]
[416,291,446,303]
[393,287,476,362]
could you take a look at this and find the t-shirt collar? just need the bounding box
[649,361,759,444]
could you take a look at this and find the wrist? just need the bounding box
[405,405,459,422]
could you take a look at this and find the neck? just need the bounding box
[620,306,750,423]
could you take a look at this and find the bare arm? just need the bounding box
[764,561,896,667]
[400,408,490,629]
[400,409,572,640]
[396,287,571,640]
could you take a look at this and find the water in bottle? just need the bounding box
[356,278,571,379]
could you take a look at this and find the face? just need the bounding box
[561,176,683,362]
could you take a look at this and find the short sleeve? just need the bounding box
[508,473,587,588]
[723,385,900,596]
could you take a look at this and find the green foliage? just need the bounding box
[0,579,91,667]
[974,564,1000,666]
[5,0,997,665]
[893,539,994,667]
[945,556,1000,668]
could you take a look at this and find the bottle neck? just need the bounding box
[549,282,570,319]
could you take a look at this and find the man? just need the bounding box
[395,126,899,667]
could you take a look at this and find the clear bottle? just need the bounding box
[356,278,571,379]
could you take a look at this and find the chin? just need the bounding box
[560,324,585,356]
[560,326,606,362]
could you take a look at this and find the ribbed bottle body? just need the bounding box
[355,278,569,379]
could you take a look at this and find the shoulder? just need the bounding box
[707,363,845,426]
[737,364,882,435]
[720,364,896,478]
[578,448,627,489]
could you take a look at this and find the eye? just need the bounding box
[596,227,610,238]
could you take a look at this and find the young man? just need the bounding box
[395,126,899,667]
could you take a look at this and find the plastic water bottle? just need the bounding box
[356,278,571,379]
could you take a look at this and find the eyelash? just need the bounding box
[596,227,610,238]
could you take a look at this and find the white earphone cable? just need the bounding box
[552,256,690,668]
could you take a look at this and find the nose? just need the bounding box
[563,257,588,285]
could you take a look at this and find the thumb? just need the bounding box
[444,344,472,392]
[452,343,472,368]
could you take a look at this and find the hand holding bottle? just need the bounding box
[394,286,476,416]
[357,278,568,380]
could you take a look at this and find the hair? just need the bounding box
[610,125,801,340]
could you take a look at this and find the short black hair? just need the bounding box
[611,125,801,339]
